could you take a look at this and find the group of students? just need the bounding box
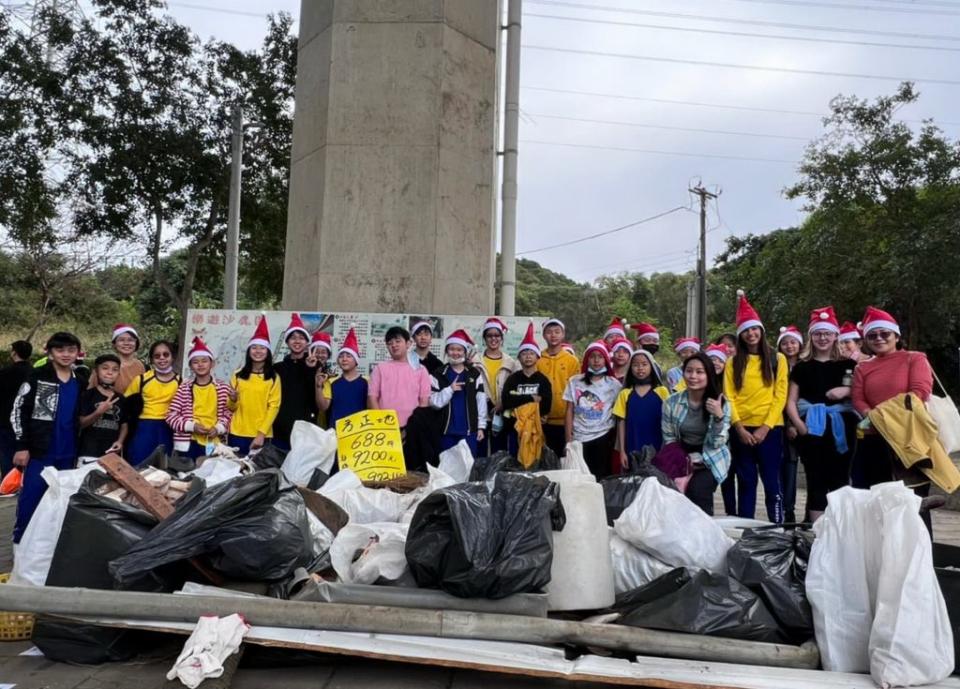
[3,292,938,542]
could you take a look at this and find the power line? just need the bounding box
[521,85,960,126]
[167,2,266,17]
[524,112,811,141]
[526,1,960,42]
[525,12,960,52]
[521,139,800,164]
[522,44,960,86]
[694,0,960,15]
[517,206,691,255]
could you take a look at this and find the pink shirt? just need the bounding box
[851,350,933,417]
[368,359,431,427]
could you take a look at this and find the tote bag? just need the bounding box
[927,368,960,454]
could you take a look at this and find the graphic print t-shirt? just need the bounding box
[562,374,621,442]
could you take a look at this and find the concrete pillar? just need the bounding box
[282,0,499,315]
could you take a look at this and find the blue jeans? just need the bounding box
[14,454,76,543]
[720,473,737,516]
[731,427,784,524]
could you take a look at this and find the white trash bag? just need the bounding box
[561,440,591,475]
[613,477,733,573]
[192,457,243,486]
[281,421,337,486]
[609,532,675,594]
[11,463,103,586]
[329,522,409,585]
[868,483,953,687]
[438,440,474,483]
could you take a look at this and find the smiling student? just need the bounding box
[227,317,282,455]
[90,324,145,394]
[273,313,318,450]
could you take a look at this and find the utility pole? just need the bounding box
[689,184,718,343]
[499,0,522,316]
[223,104,244,310]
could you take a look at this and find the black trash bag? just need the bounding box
[405,472,564,599]
[469,446,562,481]
[109,469,317,585]
[250,443,287,470]
[613,568,787,643]
[307,468,329,490]
[31,617,173,665]
[726,527,813,643]
[626,447,676,486]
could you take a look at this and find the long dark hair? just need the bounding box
[683,351,723,422]
[732,329,776,390]
[237,348,276,380]
[623,352,663,389]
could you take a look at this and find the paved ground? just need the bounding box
[2,479,959,688]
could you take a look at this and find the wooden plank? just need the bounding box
[97,453,224,585]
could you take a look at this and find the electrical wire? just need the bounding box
[521,139,800,164]
[167,2,267,17]
[524,112,812,141]
[525,1,960,42]
[517,206,691,255]
[689,0,960,15]
[525,12,960,52]
[522,44,960,86]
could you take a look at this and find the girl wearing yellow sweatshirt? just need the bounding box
[723,292,788,523]
[227,317,282,456]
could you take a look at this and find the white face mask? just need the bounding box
[588,366,607,375]
[153,365,174,374]
[448,356,466,365]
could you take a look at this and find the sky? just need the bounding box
[78,0,960,284]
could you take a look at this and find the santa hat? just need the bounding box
[561,342,577,357]
[581,340,612,375]
[735,289,763,335]
[284,313,310,341]
[705,344,728,364]
[338,327,360,362]
[482,317,508,335]
[674,337,701,354]
[604,317,627,339]
[808,306,840,333]
[411,320,433,336]
[838,321,862,342]
[541,317,565,333]
[445,329,474,351]
[309,330,332,353]
[248,315,272,351]
[630,322,660,343]
[187,336,215,362]
[112,324,139,342]
[609,337,633,355]
[776,326,803,347]
[517,321,541,357]
[861,306,900,336]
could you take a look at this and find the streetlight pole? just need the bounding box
[499,0,522,316]
[224,104,244,310]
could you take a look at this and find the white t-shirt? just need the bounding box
[562,374,621,442]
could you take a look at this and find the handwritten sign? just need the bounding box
[335,410,406,481]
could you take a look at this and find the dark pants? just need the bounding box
[799,416,856,513]
[582,429,616,480]
[686,465,718,515]
[852,432,933,535]
[0,428,16,477]
[14,453,75,543]
[720,473,737,516]
[127,419,174,467]
[543,424,566,459]
[228,434,255,456]
[781,436,799,521]
[731,427,784,523]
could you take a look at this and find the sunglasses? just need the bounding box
[866,330,894,341]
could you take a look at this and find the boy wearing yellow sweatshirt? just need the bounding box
[723,292,788,523]
[536,318,579,457]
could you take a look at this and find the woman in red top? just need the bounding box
[850,306,933,497]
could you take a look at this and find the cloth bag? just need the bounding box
[928,368,960,454]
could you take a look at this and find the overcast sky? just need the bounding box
[121,0,960,283]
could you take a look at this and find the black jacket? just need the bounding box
[12,363,85,456]
[419,351,444,377]
[0,360,32,432]
[273,355,318,442]
[432,364,485,435]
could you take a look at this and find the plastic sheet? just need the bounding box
[109,470,318,585]
[599,451,676,525]
[329,522,410,585]
[613,477,733,573]
[406,473,564,599]
[609,533,674,595]
[613,568,786,644]
[560,440,591,475]
[727,528,813,643]
[438,440,475,483]
[192,457,243,486]
[281,420,337,486]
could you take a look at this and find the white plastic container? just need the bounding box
[536,470,616,611]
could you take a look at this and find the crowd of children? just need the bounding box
[0,293,937,540]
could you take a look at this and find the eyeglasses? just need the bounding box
[811,331,834,339]
[866,330,893,341]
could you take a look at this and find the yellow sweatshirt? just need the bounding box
[723,352,788,427]
[228,371,282,437]
[124,370,179,420]
[537,350,580,425]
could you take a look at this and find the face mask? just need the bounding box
[448,356,466,365]
[588,366,607,375]
[153,365,174,375]
[642,343,660,355]
[635,375,653,385]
